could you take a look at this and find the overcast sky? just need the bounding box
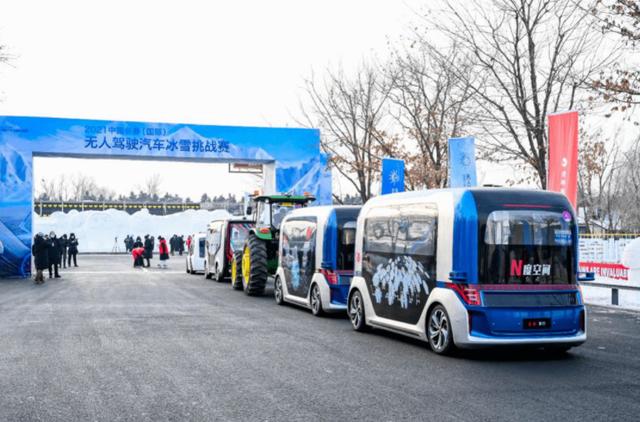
[1,0,433,199]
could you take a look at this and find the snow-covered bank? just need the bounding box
[34,208,231,253]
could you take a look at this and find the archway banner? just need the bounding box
[0,116,330,277]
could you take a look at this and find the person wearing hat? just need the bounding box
[47,231,61,279]
[32,232,49,284]
[67,233,79,267]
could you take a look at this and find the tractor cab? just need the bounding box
[249,195,316,240]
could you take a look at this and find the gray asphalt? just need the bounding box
[0,255,639,422]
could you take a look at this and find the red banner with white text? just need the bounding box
[548,111,579,209]
[579,262,629,281]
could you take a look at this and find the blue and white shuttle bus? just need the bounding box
[348,188,590,354]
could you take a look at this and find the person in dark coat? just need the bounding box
[124,235,131,252]
[67,233,79,267]
[178,235,185,255]
[59,234,68,269]
[143,235,153,268]
[133,236,143,248]
[170,235,176,256]
[32,233,49,284]
[47,231,61,279]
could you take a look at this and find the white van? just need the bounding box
[186,232,207,274]
[204,218,253,282]
[274,206,360,315]
[348,188,588,355]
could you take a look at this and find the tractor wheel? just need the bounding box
[230,251,243,290]
[241,234,269,296]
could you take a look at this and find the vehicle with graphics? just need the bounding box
[274,206,360,315]
[205,218,253,283]
[237,194,315,295]
[348,188,591,355]
[186,232,207,274]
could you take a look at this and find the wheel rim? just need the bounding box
[429,309,449,352]
[275,278,282,302]
[242,246,251,287]
[349,293,362,328]
[231,259,237,282]
[311,286,320,313]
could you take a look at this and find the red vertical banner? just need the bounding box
[548,111,579,209]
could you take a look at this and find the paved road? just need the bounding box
[0,255,639,422]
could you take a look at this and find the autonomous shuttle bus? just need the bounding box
[348,188,590,354]
[205,218,253,282]
[274,206,360,315]
[186,232,207,274]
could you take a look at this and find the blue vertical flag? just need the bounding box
[381,158,405,195]
[448,136,477,188]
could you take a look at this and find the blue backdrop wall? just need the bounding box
[0,116,330,277]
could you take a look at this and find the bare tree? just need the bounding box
[578,128,624,232]
[300,63,396,202]
[387,44,476,189]
[591,0,640,105]
[428,0,616,188]
[618,137,640,231]
[138,173,163,201]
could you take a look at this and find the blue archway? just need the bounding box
[0,116,330,277]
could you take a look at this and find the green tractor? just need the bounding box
[230,194,315,295]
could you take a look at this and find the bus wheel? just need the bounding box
[349,290,368,332]
[214,264,224,282]
[310,284,324,316]
[274,276,284,305]
[204,261,212,279]
[428,305,455,355]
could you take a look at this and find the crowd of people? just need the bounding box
[129,234,172,269]
[124,234,186,256]
[31,232,79,284]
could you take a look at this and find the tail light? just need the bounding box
[319,269,338,285]
[447,283,481,306]
[580,309,586,332]
[259,227,270,234]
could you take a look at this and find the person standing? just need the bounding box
[158,236,170,269]
[169,235,176,256]
[143,234,153,268]
[133,236,143,248]
[67,233,79,267]
[179,235,186,256]
[59,234,68,269]
[47,231,61,279]
[32,233,49,284]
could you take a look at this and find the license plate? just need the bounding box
[523,318,551,329]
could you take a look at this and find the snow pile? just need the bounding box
[34,208,232,253]
[622,237,640,283]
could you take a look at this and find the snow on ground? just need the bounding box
[34,208,232,253]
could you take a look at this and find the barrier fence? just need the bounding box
[34,201,243,216]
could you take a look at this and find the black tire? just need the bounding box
[214,263,225,282]
[427,304,456,355]
[204,261,213,280]
[230,251,243,290]
[274,276,284,305]
[310,283,324,316]
[242,234,269,296]
[348,290,368,332]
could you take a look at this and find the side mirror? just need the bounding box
[449,271,468,282]
[245,206,252,216]
[577,272,595,282]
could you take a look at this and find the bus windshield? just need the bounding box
[479,209,576,284]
